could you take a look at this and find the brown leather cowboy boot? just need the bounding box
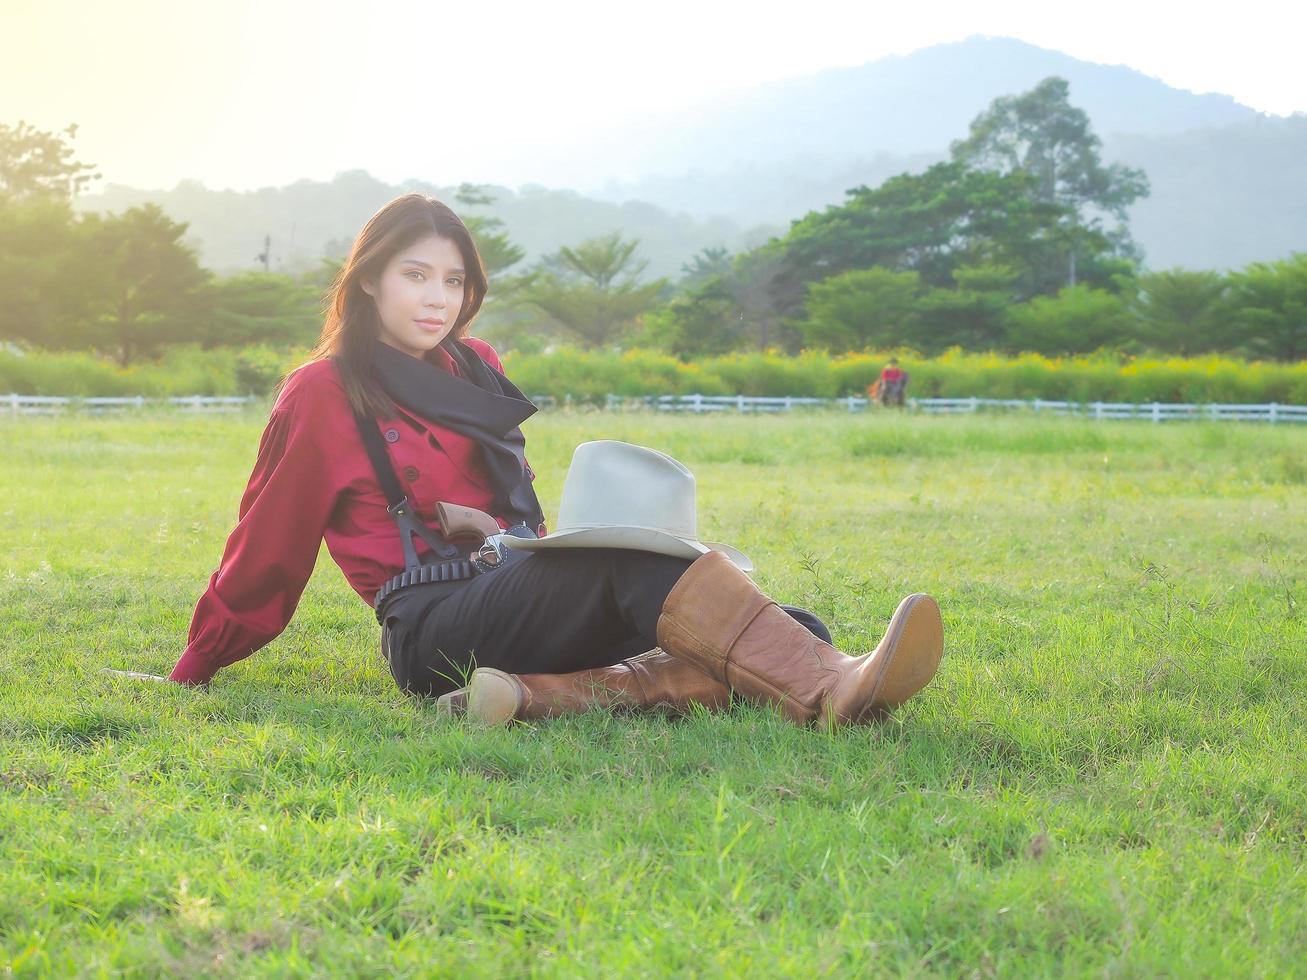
[655,550,943,726]
[464,649,731,725]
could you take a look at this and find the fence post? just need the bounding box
[1149,402,1160,423]
[1269,402,1278,424]
[737,394,746,412]
[692,393,702,414]
[784,396,793,412]
[1092,401,1103,420]
[1033,398,1042,413]
[8,393,16,418]
[969,396,979,413]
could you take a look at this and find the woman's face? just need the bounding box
[361,234,467,358]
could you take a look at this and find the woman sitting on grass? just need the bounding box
[138,193,944,726]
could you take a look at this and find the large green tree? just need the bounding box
[1132,269,1228,355]
[913,264,1018,353]
[0,196,88,346]
[1225,253,1307,361]
[637,246,804,356]
[450,183,543,352]
[794,263,1017,354]
[0,122,211,361]
[950,76,1149,284]
[651,78,1152,358]
[796,267,921,351]
[522,232,666,349]
[198,272,322,349]
[454,182,526,278]
[1003,286,1134,355]
[0,120,100,201]
[782,161,1112,302]
[76,204,212,364]
[0,121,102,348]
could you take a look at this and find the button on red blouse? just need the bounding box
[167,337,540,686]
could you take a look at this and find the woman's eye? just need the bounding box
[448,278,464,287]
[406,271,424,281]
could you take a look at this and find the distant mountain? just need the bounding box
[73,171,777,281]
[582,35,1261,199]
[1106,117,1307,270]
[579,36,1302,270]
[72,36,1303,277]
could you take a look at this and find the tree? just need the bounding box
[722,249,794,351]
[0,196,88,346]
[913,264,1018,353]
[796,268,921,351]
[198,272,322,349]
[634,286,738,358]
[522,232,666,348]
[0,120,101,201]
[448,183,543,352]
[454,182,526,278]
[637,246,802,356]
[679,246,732,289]
[782,161,1105,301]
[77,204,212,364]
[1224,253,1307,361]
[1132,269,1227,354]
[0,121,105,349]
[950,77,1149,284]
[1003,286,1134,354]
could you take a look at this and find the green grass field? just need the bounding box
[2,409,1304,976]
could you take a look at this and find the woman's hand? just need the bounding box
[100,668,171,683]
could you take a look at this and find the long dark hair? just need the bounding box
[285,193,489,417]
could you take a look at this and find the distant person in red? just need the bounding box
[868,358,909,407]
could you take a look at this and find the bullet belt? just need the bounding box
[374,558,479,622]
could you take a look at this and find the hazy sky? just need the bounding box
[7,0,1306,193]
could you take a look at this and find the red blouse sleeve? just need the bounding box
[168,388,339,685]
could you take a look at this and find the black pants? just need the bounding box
[377,548,830,699]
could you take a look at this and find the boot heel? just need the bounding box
[435,686,468,718]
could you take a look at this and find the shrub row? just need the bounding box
[3,344,1305,405]
[0,344,293,398]
[503,348,1307,405]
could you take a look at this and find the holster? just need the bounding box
[350,408,536,623]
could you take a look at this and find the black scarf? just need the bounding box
[369,337,545,529]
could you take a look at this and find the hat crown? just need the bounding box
[554,440,697,537]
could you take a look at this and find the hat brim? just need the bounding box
[502,525,753,573]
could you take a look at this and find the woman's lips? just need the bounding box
[415,318,446,332]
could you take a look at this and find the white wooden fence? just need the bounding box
[601,393,1307,423]
[903,397,1307,423]
[6,391,1306,423]
[4,394,257,415]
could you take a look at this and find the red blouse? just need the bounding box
[167,338,540,686]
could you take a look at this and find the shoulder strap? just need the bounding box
[351,408,406,508]
[348,408,461,567]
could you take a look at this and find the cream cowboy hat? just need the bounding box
[501,440,753,572]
